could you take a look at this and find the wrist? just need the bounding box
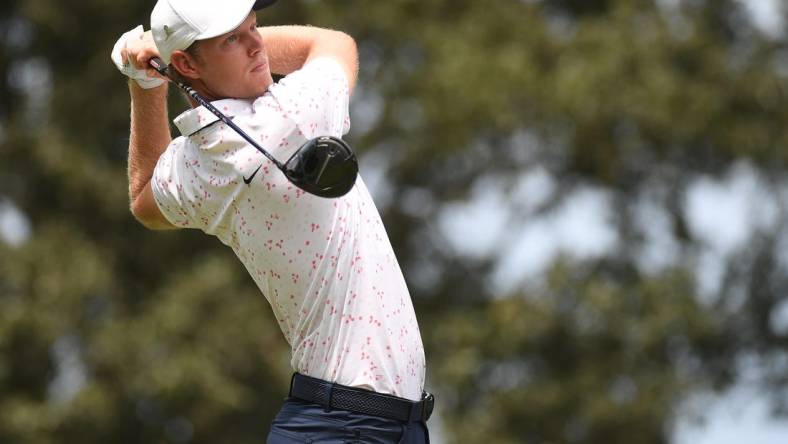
[129,78,168,96]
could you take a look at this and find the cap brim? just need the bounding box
[253,0,277,10]
[203,0,277,40]
[199,0,274,42]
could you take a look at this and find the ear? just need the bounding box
[170,50,201,80]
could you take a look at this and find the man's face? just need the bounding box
[181,12,273,100]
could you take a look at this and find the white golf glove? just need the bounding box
[110,25,165,89]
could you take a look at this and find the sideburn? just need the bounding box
[168,41,203,106]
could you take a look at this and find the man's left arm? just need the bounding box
[258,25,358,95]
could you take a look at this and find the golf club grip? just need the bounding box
[148,57,285,170]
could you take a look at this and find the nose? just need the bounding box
[246,30,264,57]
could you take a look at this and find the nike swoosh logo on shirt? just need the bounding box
[243,164,263,185]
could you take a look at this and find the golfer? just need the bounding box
[111,0,432,442]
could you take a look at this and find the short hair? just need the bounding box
[167,40,202,77]
[167,40,202,104]
[184,40,202,60]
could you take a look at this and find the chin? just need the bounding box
[255,80,273,96]
[239,86,267,100]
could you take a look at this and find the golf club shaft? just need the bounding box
[148,57,285,170]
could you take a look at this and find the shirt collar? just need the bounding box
[173,98,254,136]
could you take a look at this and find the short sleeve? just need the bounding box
[265,57,351,139]
[150,140,199,229]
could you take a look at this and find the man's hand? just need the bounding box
[111,26,166,89]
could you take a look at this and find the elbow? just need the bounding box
[339,31,358,65]
[338,30,357,50]
[130,202,157,230]
[329,30,358,93]
[130,195,172,231]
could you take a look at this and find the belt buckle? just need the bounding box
[421,392,435,422]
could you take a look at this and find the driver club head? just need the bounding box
[284,136,358,198]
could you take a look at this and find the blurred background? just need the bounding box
[2,0,788,443]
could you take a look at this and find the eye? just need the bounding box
[226,34,238,43]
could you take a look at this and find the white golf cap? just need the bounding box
[151,0,277,64]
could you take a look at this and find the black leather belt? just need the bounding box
[289,373,435,423]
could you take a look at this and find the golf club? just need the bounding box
[149,57,358,198]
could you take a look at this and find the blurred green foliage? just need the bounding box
[1,0,787,443]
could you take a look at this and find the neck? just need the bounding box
[188,80,222,107]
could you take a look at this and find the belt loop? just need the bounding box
[289,373,297,397]
[323,381,336,413]
[407,401,422,423]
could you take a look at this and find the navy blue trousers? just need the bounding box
[267,397,430,443]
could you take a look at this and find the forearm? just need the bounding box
[259,26,318,74]
[128,80,170,203]
[259,25,357,77]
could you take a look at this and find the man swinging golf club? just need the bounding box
[111,0,432,442]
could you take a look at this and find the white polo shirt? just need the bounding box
[151,57,426,401]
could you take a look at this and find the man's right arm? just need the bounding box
[258,26,358,95]
[127,80,176,230]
